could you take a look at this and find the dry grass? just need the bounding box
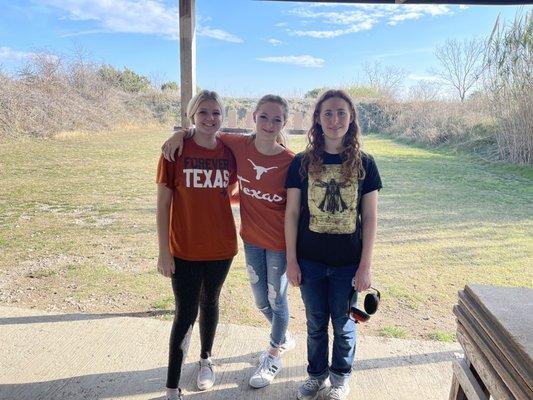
[0,56,177,138]
[0,130,531,340]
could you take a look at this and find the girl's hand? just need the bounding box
[162,129,188,161]
[157,249,175,278]
[354,264,371,292]
[287,259,302,287]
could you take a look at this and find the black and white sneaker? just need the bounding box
[249,353,282,388]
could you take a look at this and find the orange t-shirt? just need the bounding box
[156,137,237,261]
[219,133,294,251]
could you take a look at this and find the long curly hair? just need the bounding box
[300,89,365,183]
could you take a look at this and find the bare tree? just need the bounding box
[407,80,442,102]
[433,38,485,102]
[362,61,406,98]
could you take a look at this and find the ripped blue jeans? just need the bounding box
[244,242,289,348]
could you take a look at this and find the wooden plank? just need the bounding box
[454,304,531,399]
[456,322,515,400]
[459,287,533,394]
[464,285,532,372]
[457,295,530,395]
[459,293,533,398]
[179,0,196,127]
[452,357,489,400]
[449,373,468,400]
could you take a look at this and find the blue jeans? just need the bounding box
[244,242,289,348]
[299,258,357,387]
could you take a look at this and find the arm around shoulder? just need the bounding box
[162,128,194,161]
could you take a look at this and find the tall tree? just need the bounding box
[434,38,485,102]
[362,61,406,98]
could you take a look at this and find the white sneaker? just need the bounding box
[279,330,296,354]
[197,357,215,390]
[249,352,282,388]
[297,377,330,400]
[326,384,350,400]
[165,389,183,400]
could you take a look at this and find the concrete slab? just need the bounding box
[0,306,461,400]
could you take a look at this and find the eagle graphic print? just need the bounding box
[308,164,357,234]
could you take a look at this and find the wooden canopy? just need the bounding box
[268,1,530,4]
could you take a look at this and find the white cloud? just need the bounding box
[198,16,212,23]
[389,5,451,25]
[60,29,105,38]
[198,27,243,43]
[40,0,242,42]
[290,28,347,39]
[290,20,375,38]
[402,5,451,17]
[286,3,453,37]
[257,55,325,68]
[388,12,424,26]
[0,47,35,60]
[268,38,283,46]
[0,47,60,68]
[289,8,379,25]
[41,0,179,37]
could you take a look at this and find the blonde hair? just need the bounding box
[300,89,364,183]
[253,94,289,146]
[186,90,225,125]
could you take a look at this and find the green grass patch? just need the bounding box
[383,283,423,310]
[379,326,408,339]
[26,269,57,279]
[152,296,174,310]
[427,331,456,342]
[1,129,531,336]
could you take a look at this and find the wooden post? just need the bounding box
[179,0,196,127]
[292,111,303,130]
[245,111,254,129]
[227,109,238,128]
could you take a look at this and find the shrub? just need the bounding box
[161,81,179,91]
[98,65,151,93]
[0,54,174,138]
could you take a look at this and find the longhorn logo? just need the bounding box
[247,159,278,180]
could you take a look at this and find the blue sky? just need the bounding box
[0,1,530,97]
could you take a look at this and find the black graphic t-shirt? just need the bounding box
[285,151,382,266]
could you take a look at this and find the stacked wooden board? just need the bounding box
[450,284,532,400]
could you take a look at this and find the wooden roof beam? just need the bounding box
[264,1,532,5]
[179,0,195,127]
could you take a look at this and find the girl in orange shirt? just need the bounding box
[157,90,237,400]
[162,95,295,389]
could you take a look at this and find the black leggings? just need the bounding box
[166,257,232,389]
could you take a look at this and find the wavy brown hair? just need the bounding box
[300,89,365,183]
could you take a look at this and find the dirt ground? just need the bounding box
[0,253,455,341]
